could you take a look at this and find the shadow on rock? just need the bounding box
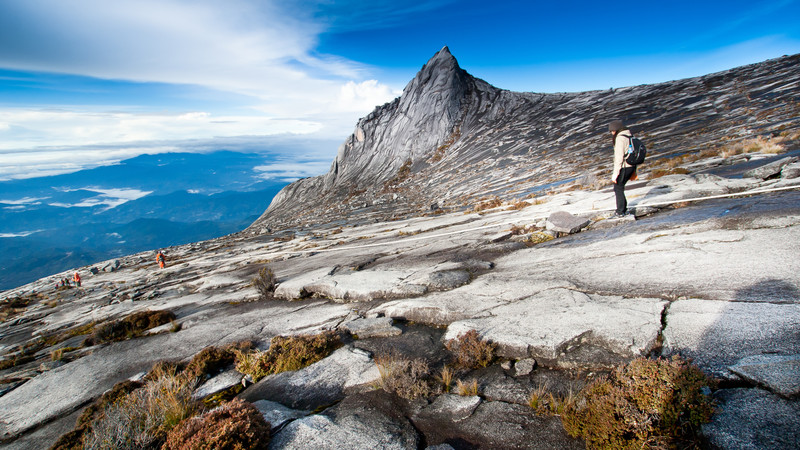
[735,278,800,304]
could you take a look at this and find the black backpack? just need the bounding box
[624,135,647,166]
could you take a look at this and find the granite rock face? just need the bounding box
[250,49,800,233]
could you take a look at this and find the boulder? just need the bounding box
[545,211,590,234]
[743,156,798,179]
[514,358,536,377]
[342,317,402,339]
[427,270,471,290]
[238,346,381,410]
[781,162,800,179]
[418,394,481,422]
[703,388,800,449]
[728,354,800,398]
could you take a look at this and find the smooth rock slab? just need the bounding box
[444,288,666,367]
[342,317,402,338]
[728,354,800,398]
[545,211,591,234]
[269,390,418,450]
[252,399,309,430]
[239,346,381,410]
[663,299,800,377]
[703,388,800,449]
[192,369,243,400]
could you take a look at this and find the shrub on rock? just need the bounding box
[252,266,277,300]
[445,329,496,370]
[86,309,175,345]
[81,364,198,449]
[374,355,432,399]
[562,356,714,449]
[183,341,253,381]
[163,399,270,450]
[234,331,342,382]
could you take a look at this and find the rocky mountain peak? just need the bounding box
[311,47,476,193]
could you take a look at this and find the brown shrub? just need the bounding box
[374,355,432,399]
[183,341,253,381]
[163,399,270,450]
[445,329,496,370]
[87,309,176,345]
[235,332,342,382]
[473,197,503,212]
[562,356,714,449]
[252,266,277,300]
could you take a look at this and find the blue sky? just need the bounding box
[1,0,798,180]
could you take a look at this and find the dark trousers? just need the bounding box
[614,166,636,215]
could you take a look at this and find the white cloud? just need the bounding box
[48,188,152,210]
[253,160,332,181]
[0,196,49,205]
[0,108,324,151]
[0,1,399,123]
[338,80,401,112]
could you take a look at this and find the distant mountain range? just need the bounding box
[0,151,290,290]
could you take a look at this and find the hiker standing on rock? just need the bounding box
[73,272,81,287]
[156,251,166,269]
[609,119,637,217]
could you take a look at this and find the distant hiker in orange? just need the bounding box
[157,251,166,269]
[609,119,638,217]
[73,272,81,287]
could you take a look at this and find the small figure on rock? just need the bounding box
[156,251,166,269]
[609,119,638,217]
[74,272,81,287]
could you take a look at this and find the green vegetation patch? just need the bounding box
[562,356,715,449]
[85,309,176,345]
[235,331,342,382]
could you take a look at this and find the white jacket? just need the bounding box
[612,130,634,181]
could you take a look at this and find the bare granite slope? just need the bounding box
[250,47,800,232]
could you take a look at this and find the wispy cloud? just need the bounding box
[0,0,402,170]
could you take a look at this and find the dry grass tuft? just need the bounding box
[82,364,198,449]
[472,196,504,212]
[445,329,497,370]
[438,366,454,394]
[718,136,785,158]
[456,378,479,396]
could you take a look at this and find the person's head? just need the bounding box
[608,119,625,133]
